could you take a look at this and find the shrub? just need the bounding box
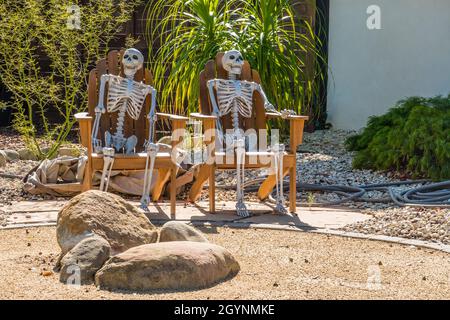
[345,95,450,180]
[0,0,141,159]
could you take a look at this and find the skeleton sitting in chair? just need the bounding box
[208,50,296,217]
[91,48,160,210]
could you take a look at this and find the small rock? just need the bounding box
[41,270,53,277]
[2,149,20,161]
[0,151,7,167]
[95,241,240,291]
[18,148,38,161]
[60,235,111,285]
[58,147,79,157]
[159,221,208,243]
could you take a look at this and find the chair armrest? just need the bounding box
[74,112,93,122]
[289,116,309,152]
[190,113,216,145]
[74,113,93,149]
[190,113,217,121]
[265,112,308,152]
[265,112,309,121]
[156,112,189,121]
[155,113,188,149]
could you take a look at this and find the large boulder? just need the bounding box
[95,241,240,291]
[159,221,208,243]
[56,190,158,255]
[60,235,110,285]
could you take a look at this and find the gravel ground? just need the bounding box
[200,129,449,245]
[1,129,448,244]
[0,127,27,150]
[0,226,448,300]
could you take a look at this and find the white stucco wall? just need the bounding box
[327,0,450,129]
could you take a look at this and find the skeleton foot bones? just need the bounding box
[91,48,159,209]
[207,50,295,216]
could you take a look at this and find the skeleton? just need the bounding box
[207,50,295,217]
[91,48,159,211]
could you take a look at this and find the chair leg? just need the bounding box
[152,168,171,201]
[82,162,92,192]
[289,166,297,213]
[188,163,212,202]
[209,164,215,213]
[170,165,177,216]
[258,168,289,200]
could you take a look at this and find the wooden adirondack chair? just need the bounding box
[75,49,187,215]
[188,52,308,213]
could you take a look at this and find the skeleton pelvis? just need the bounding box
[220,131,258,152]
[105,131,137,154]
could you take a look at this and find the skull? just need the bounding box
[122,48,144,78]
[222,50,244,75]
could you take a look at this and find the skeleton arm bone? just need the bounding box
[253,83,296,119]
[252,83,277,113]
[145,86,158,145]
[207,79,224,146]
[92,74,111,152]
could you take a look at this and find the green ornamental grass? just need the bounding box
[145,0,323,121]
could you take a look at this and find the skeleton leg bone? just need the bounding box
[92,111,103,153]
[235,137,250,217]
[99,147,115,192]
[273,143,288,215]
[140,143,159,211]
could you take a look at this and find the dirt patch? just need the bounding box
[0,226,448,299]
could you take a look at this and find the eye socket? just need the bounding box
[124,54,129,59]
[229,55,235,60]
[132,55,138,60]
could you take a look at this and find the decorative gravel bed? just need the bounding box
[205,129,449,245]
[0,128,448,245]
[297,130,449,245]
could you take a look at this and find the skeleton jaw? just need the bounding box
[123,66,138,78]
[229,66,242,76]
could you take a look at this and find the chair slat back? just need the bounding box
[88,49,154,152]
[199,52,267,136]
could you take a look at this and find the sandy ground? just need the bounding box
[0,226,448,300]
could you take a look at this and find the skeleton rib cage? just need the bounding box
[214,79,254,119]
[106,75,149,121]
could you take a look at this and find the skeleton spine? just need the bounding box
[115,100,127,139]
[229,73,239,131]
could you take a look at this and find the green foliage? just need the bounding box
[0,0,141,159]
[145,0,324,120]
[346,96,450,180]
[146,0,236,114]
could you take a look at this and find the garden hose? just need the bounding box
[215,178,450,208]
